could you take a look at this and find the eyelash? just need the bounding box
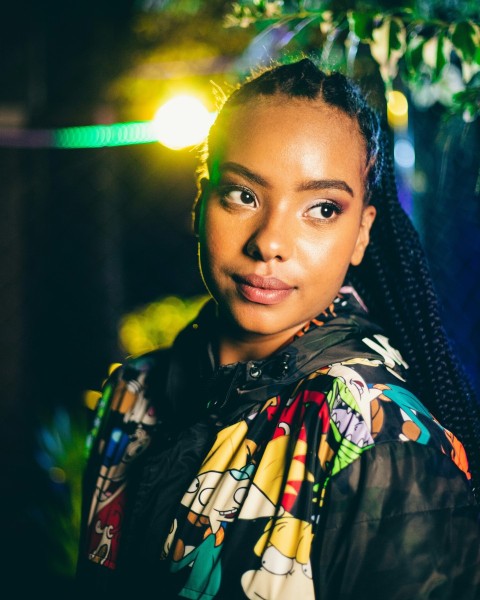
[219,185,257,207]
[217,184,343,221]
[306,201,343,221]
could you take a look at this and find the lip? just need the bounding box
[234,274,294,305]
[217,508,238,520]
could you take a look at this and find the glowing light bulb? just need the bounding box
[153,95,216,150]
[387,90,409,129]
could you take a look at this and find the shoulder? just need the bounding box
[307,360,478,540]
[327,440,476,523]
[85,347,172,460]
[300,358,473,484]
[95,347,172,409]
[315,436,480,599]
[112,346,172,389]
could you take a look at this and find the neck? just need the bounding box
[214,316,297,366]
[218,336,287,365]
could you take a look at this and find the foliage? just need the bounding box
[225,1,480,120]
[34,406,88,578]
[32,292,210,579]
[137,0,204,13]
[107,1,252,121]
[119,294,209,356]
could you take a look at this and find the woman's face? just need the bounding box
[197,95,376,354]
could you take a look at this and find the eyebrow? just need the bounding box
[218,161,354,197]
[219,162,269,187]
[297,179,354,197]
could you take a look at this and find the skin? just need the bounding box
[197,95,376,365]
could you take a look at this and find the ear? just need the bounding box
[193,178,210,236]
[350,205,376,266]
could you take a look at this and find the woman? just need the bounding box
[77,59,480,599]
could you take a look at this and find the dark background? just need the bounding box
[0,1,478,594]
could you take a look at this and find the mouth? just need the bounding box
[233,274,294,305]
[217,508,238,520]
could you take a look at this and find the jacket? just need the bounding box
[76,286,480,599]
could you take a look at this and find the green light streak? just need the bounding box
[54,121,158,149]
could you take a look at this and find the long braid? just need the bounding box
[351,127,480,498]
[201,57,480,498]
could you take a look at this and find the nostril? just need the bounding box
[245,234,289,263]
[244,238,263,261]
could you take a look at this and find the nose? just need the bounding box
[244,209,293,262]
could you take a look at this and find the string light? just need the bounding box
[0,95,215,150]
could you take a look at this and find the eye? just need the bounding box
[187,477,200,494]
[307,202,341,220]
[261,545,293,575]
[302,561,313,579]
[233,486,248,505]
[221,186,257,207]
[198,487,214,507]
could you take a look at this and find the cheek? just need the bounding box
[200,228,225,271]
[201,207,243,262]
[198,213,231,285]
[299,226,359,271]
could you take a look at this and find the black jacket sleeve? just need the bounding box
[75,346,216,598]
[315,441,480,600]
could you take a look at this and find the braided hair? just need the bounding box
[198,57,480,498]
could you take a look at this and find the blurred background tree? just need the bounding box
[0,0,478,595]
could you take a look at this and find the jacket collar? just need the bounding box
[169,285,386,416]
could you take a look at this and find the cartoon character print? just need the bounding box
[241,516,314,600]
[321,359,384,428]
[373,383,471,478]
[88,506,122,567]
[164,388,331,600]
[164,421,281,600]
[443,428,471,479]
[89,425,151,519]
[314,338,410,452]
[239,421,319,599]
[322,355,470,479]
[361,333,409,381]
[162,350,471,599]
[87,368,157,569]
[321,357,435,448]
[319,348,410,450]
[317,364,379,477]
[373,383,434,444]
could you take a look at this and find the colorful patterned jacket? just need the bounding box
[77,287,480,599]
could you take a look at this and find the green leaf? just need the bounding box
[405,35,425,75]
[435,32,448,78]
[451,21,477,62]
[475,46,480,66]
[347,10,375,42]
[452,87,480,121]
[389,17,404,54]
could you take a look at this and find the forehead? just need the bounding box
[209,95,367,187]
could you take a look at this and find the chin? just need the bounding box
[226,303,300,338]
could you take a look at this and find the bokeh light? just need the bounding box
[152,95,216,150]
[119,294,209,356]
[394,138,415,169]
[387,90,409,129]
[54,122,159,148]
